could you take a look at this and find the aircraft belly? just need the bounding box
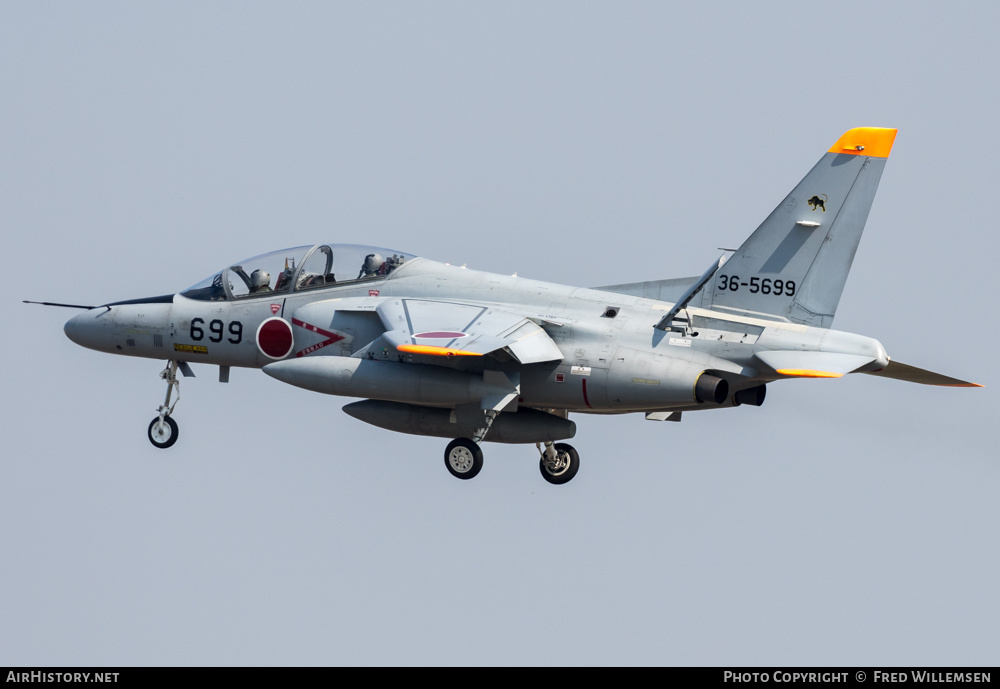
[342,400,576,444]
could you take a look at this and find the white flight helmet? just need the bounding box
[362,253,384,276]
[250,269,271,291]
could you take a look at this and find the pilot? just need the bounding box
[358,253,385,279]
[297,272,321,289]
[250,269,272,293]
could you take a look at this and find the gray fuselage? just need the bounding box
[63,256,887,415]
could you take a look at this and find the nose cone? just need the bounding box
[64,309,114,352]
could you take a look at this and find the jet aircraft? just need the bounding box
[36,127,981,484]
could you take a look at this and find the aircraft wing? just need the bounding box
[373,298,564,363]
[290,297,564,364]
[863,361,983,387]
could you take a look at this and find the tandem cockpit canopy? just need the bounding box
[180,244,417,301]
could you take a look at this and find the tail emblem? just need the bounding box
[807,194,828,212]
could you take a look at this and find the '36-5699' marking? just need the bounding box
[717,275,796,296]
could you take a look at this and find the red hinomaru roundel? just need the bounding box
[256,317,294,359]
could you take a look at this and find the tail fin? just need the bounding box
[703,127,897,328]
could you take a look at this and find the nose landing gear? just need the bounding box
[148,415,178,449]
[147,361,183,449]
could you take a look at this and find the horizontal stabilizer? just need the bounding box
[594,276,700,302]
[864,361,983,387]
[755,351,875,378]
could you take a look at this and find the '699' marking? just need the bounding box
[190,318,243,344]
[717,275,796,296]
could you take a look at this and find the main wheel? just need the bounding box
[444,438,483,480]
[540,443,579,485]
[148,416,179,449]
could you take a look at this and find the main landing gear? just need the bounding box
[442,437,580,485]
[444,438,483,479]
[148,361,181,449]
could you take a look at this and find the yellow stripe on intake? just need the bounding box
[397,344,483,357]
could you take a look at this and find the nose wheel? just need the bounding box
[148,415,179,448]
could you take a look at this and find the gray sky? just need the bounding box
[2,1,997,666]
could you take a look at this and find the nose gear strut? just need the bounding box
[147,360,191,449]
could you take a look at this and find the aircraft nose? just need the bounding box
[64,309,113,352]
